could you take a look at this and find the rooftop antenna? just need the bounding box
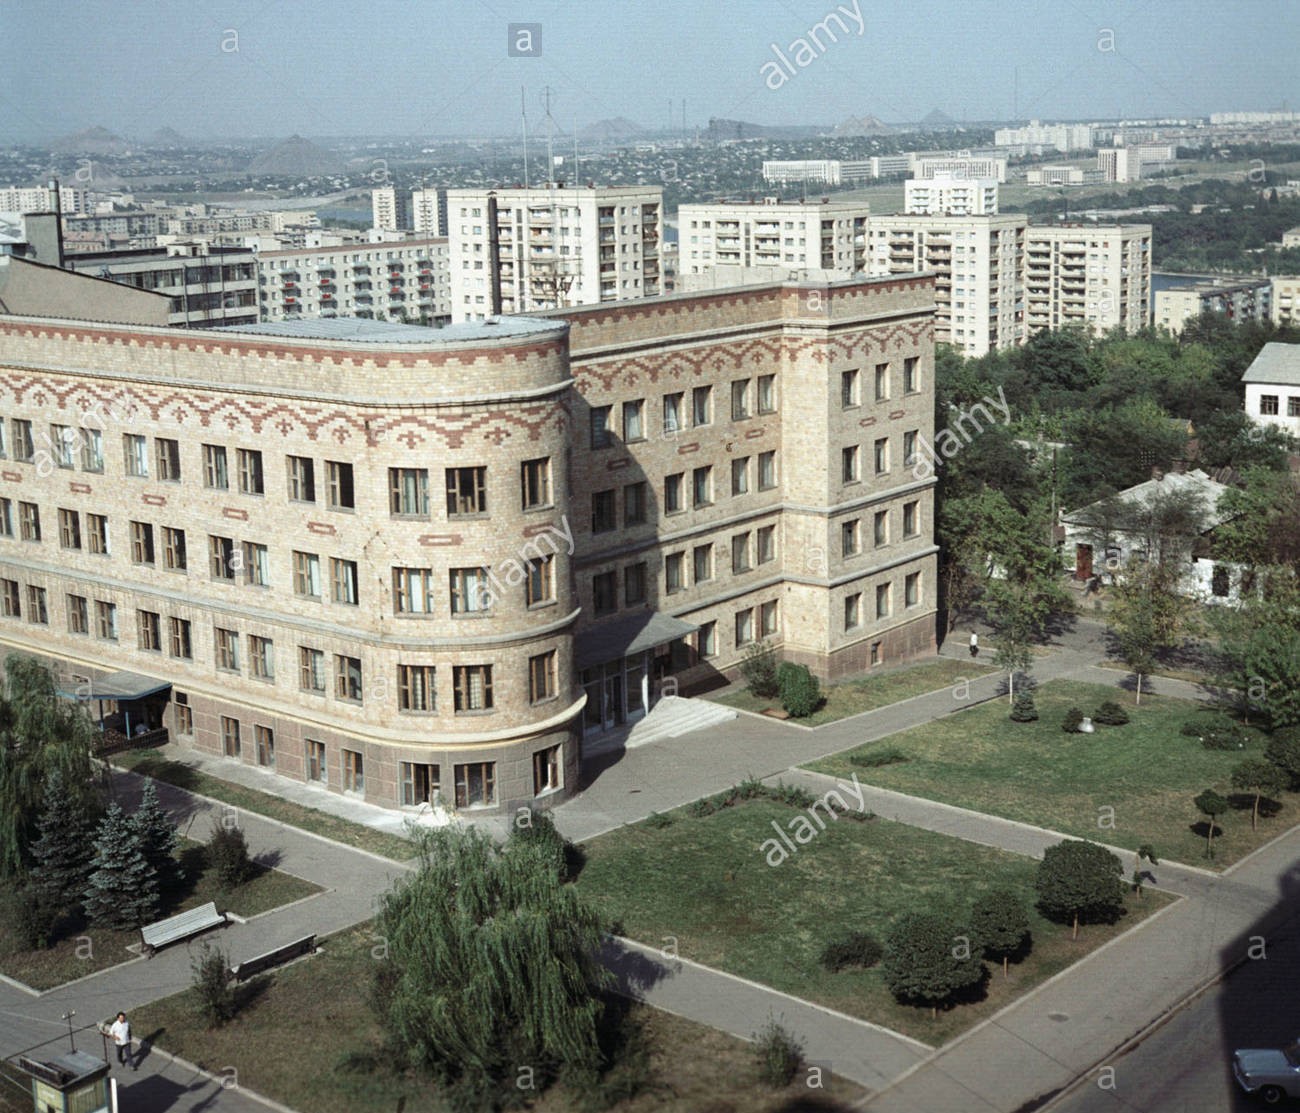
[543,85,557,185]
[521,86,530,187]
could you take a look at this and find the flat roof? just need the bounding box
[218,315,562,344]
[1242,342,1300,385]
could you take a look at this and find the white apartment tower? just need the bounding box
[371,188,411,232]
[411,188,445,238]
[447,184,662,322]
[1024,224,1151,335]
[904,176,999,216]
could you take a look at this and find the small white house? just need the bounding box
[1242,342,1300,438]
[1059,468,1246,604]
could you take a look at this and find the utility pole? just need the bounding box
[62,1010,76,1053]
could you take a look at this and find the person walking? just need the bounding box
[109,1011,134,1070]
[969,631,979,658]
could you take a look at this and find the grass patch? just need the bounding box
[0,838,321,991]
[112,750,414,861]
[711,657,994,727]
[577,797,1170,1044]
[0,1063,29,1113]
[133,926,867,1113]
[808,679,1299,867]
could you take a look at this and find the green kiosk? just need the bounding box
[15,1052,111,1113]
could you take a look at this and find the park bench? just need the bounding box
[140,901,227,957]
[228,935,316,982]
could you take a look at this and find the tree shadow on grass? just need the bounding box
[1227,793,1283,821]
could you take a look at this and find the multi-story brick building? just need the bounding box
[0,274,936,812]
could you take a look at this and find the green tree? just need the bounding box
[1035,840,1125,939]
[131,780,181,895]
[881,911,985,1017]
[1230,759,1288,831]
[1213,468,1300,575]
[372,825,610,1105]
[1211,576,1300,730]
[84,803,160,930]
[1107,560,1198,704]
[29,769,98,913]
[970,889,1031,977]
[1264,729,1300,789]
[1193,789,1230,858]
[0,654,100,877]
[190,940,236,1028]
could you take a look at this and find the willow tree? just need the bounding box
[373,825,610,1105]
[0,654,100,877]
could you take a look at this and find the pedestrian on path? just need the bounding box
[969,631,979,658]
[109,1011,135,1070]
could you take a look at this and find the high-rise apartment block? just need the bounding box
[994,121,1095,151]
[371,187,412,232]
[411,188,447,238]
[446,184,662,322]
[904,176,999,215]
[1154,277,1272,335]
[1024,224,1151,335]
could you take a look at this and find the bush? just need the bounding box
[1202,723,1252,751]
[3,880,58,950]
[508,808,580,881]
[778,663,821,719]
[190,940,236,1027]
[1062,707,1084,733]
[819,931,882,972]
[739,644,781,699]
[849,746,911,768]
[753,1016,803,1088]
[1093,701,1130,726]
[643,811,673,829]
[1010,691,1039,722]
[765,782,816,809]
[206,821,253,888]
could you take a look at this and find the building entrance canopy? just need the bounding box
[576,611,698,672]
[57,669,172,701]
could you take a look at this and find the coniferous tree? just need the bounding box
[84,804,160,930]
[29,769,98,912]
[132,780,181,895]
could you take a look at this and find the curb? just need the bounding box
[135,1042,304,1113]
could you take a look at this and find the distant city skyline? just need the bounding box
[3,0,1297,143]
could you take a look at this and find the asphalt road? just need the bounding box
[1048,926,1300,1113]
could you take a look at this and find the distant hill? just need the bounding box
[580,117,648,143]
[920,109,958,128]
[832,114,894,137]
[245,135,342,177]
[703,117,824,141]
[49,126,130,156]
[146,127,188,147]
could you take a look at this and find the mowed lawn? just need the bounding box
[576,798,1170,1045]
[808,680,1299,867]
[134,926,867,1113]
[711,656,995,726]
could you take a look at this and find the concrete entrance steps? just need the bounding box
[623,695,737,748]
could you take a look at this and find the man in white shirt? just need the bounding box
[109,1011,134,1070]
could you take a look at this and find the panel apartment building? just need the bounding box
[677,198,871,292]
[1024,224,1151,335]
[0,274,936,813]
[257,238,451,324]
[447,184,662,322]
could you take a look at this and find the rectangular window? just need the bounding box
[693,466,712,507]
[842,369,860,408]
[215,626,240,672]
[87,513,108,555]
[67,593,88,635]
[169,617,192,659]
[334,654,363,702]
[735,608,754,647]
[95,600,118,641]
[664,472,684,514]
[757,524,776,564]
[731,457,750,496]
[1289,398,1300,419]
[876,583,892,618]
[496,542,543,604]
[255,725,275,768]
[123,434,148,477]
[391,566,433,614]
[10,419,33,462]
[58,508,81,550]
[755,450,776,491]
[875,363,890,402]
[242,541,269,586]
[19,502,40,542]
[163,527,187,571]
[591,489,617,533]
[174,692,193,736]
[1260,394,1280,415]
[81,428,103,472]
[904,356,920,394]
[389,468,430,516]
[445,466,487,516]
[622,399,645,442]
[842,520,860,556]
[663,392,684,434]
[26,586,47,625]
[452,665,493,712]
[307,739,327,783]
[327,460,355,509]
[521,457,551,510]
[400,760,441,804]
[450,566,491,613]
[697,620,717,659]
[529,650,557,703]
[590,404,613,448]
[905,571,921,607]
[533,746,560,794]
[250,635,275,680]
[844,593,862,630]
[330,558,359,605]
[874,510,888,547]
[137,609,161,651]
[0,579,18,618]
[903,500,919,537]
[210,535,235,580]
[665,552,684,594]
[692,386,712,427]
[343,748,364,792]
[870,642,882,666]
[51,425,74,469]
[842,446,859,484]
[624,561,647,605]
[293,551,322,598]
[203,444,228,489]
[299,646,326,692]
[592,570,617,616]
[693,544,713,584]
[156,438,181,481]
[732,532,752,573]
[237,448,264,495]
[287,455,316,502]
[454,761,496,807]
[757,374,776,414]
[130,521,155,565]
[221,716,241,759]
[874,438,889,475]
[731,379,751,420]
[903,430,918,466]
[398,663,437,712]
[760,599,779,637]
[624,481,647,526]
[0,499,11,537]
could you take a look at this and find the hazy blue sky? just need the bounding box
[2,0,1297,142]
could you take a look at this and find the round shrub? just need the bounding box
[1062,707,1084,733]
[207,821,253,889]
[739,645,780,699]
[1092,701,1130,726]
[1010,691,1039,722]
[778,663,821,719]
[753,1017,803,1088]
[819,931,882,972]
